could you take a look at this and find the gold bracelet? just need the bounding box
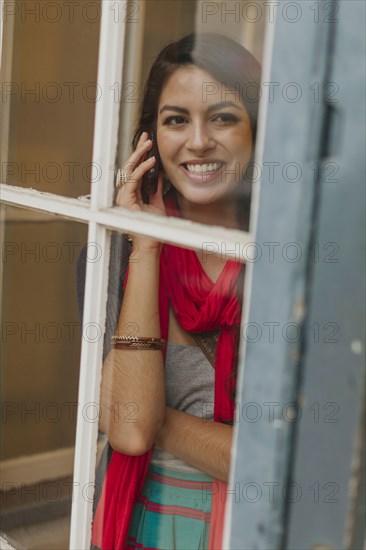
[111,336,165,343]
[111,335,165,350]
[112,341,163,350]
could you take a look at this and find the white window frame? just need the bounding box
[0,1,267,548]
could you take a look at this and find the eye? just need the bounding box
[212,113,239,124]
[163,116,188,126]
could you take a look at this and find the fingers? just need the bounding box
[122,132,153,177]
[119,132,157,197]
[116,132,158,208]
[130,155,156,178]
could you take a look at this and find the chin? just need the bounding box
[182,191,226,206]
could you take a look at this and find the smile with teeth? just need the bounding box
[184,162,223,174]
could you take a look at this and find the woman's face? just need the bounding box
[156,65,253,206]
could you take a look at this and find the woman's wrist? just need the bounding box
[130,237,163,256]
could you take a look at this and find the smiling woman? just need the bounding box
[85,32,261,550]
[128,32,261,232]
[157,66,253,219]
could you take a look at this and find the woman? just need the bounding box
[89,32,261,550]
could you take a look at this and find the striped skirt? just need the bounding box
[126,463,213,549]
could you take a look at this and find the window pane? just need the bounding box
[116,0,265,231]
[76,236,245,547]
[1,0,100,198]
[0,205,87,548]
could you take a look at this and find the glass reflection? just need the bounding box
[117,1,264,231]
[0,205,87,549]
[1,1,100,197]
[87,20,264,549]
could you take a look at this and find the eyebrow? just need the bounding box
[159,101,242,115]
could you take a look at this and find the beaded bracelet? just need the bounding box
[111,335,165,350]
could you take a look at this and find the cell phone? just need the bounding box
[141,131,161,203]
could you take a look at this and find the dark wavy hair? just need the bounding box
[133,32,260,142]
[132,32,261,408]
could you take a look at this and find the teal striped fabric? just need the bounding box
[126,463,213,549]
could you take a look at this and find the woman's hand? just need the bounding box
[116,131,166,251]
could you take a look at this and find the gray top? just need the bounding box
[151,341,215,473]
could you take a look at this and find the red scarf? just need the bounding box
[91,194,243,549]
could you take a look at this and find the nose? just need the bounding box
[186,121,216,153]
